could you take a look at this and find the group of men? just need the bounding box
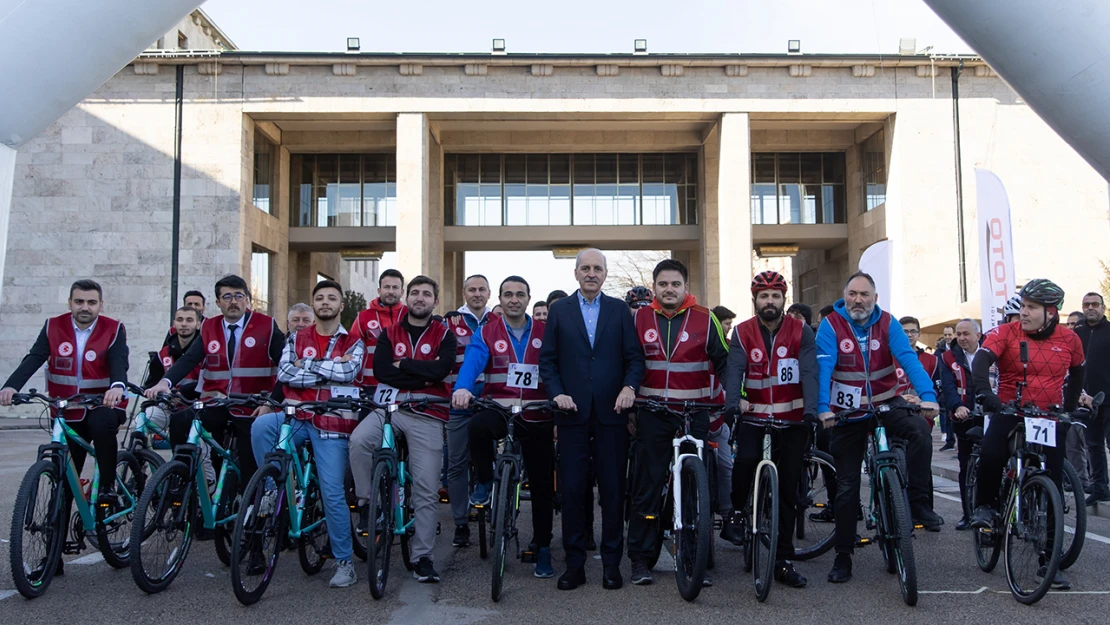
[2,249,1107,593]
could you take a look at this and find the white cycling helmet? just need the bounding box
[1003,294,1022,317]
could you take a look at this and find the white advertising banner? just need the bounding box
[858,240,892,310]
[976,168,1017,331]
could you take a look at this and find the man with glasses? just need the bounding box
[900,316,950,453]
[146,275,284,485]
[1076,292,1110,504]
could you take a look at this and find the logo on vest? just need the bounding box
[896,367,905,379]
[394,343,407,357]
[680,331,690,343]
[58,342,73,357]
[244,337,256,348]
[531,338,542,349]
[162,356,173,367]
[84,351,96,362]
[368,319,380,330]
[776,346,788,358]
[952,362,960,372]
[751,348,764,363]
[644,329,659,344]
[208,340,220,354]
[303,347,317,359]
[494,340,508,354]
[420,344,432,355]
[455,327,468,336]
[839,338,854,353]
[870,339,881,352]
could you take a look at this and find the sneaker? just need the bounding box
[329,559,357,588]
[1084,491,1110,506]
[534,547,554,578]
[827,553,852,583]
[969,505,998,530]
[469,481,493,507]
[1036,565,1071,590]
[702,570,713,587]
[911,506,944,532]
[413,557,440,583]
[630,559,653,585]
[809,506,835,523]
[720,510,746,547]
[356,506,369,537]
[452,524,470,547]
[775,560,807,588]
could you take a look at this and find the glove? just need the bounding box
[980,393,1003,413]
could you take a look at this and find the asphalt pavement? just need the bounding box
[2,427,1110,624]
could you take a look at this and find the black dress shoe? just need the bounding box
[602,565,623,590]
[557,567,586,590]
[955,517,970,531]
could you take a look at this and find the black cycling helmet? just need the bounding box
[626,286,653,309]
[1019,279,1065,309]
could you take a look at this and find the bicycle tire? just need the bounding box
[96,450,141,568]
[346,468,368,562]
[881,467,917,606]
[399,472,415,571]
[9,459,66,599]
[752,463,778,603]
[967,453,1001,572]
[477,504,488,560]
[794,450,836,561]
[367,459,394,600]
[214,466,240,567]
[133,448,166,542]
[129,460,195,593]
[1004,473,1063,605]
[704,451,717,571]
[491,462,516,602]
[674,455,710,602]
[297,478,329,575]
[1059,460,1086,570]
[230,463,288,606]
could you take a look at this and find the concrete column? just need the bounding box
[703,113,752,317]
[0,145,14,306]
[396,113,432,285]
[442,251,462,312]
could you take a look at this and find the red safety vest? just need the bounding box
[479,317,550,422]
[735,314,806,422]
[895,351,938,395]
[941,349,971,406]
[445,314,476,388]
[385,322,451,421]
[158,338,201,384]
[197,312,277,417]
[45,313,127,421]
[826,311,900,413]
[351,301,407,388]
[634,305,714,401]
[283,327,361,435]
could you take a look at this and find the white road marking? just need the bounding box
[0,589,18,601]
[934,489,1110,545]
[71,552,104,565]
[920,587,1110,595]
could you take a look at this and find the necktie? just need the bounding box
[227,324,238,367]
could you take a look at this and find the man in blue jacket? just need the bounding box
[816,272,940,583]
[939,318,985,530]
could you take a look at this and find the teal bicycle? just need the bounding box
[229,395,342,605]
[8,390,143,598]
[128,390,252,593]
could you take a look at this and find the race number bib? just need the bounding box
[1024,417,1056,447]
[776,358,799,384]
[374,383,399,405]
[507,363,539,390]
[330,386,359,399]
[831,381,862,410]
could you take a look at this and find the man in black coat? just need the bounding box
[539,248,645,590]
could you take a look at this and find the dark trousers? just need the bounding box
[627,408,708,562]
[952,415,983,518]
[829,407,933,554]
[559,419,629,569]
[468,409,556,548]
[1085,405,1110,497]
[975,413,1068,510]
[68,407,123,490]
[731,421,809,559]
[815,426,838,505]
[169,406,257,486]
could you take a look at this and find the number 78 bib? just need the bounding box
[507,363,539,390]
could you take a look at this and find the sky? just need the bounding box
[199,0,974,308]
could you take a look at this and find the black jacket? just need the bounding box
[1075,317,1110,396]
[373,317,457,390]
[3,318,129,391]
[940,340,980,413]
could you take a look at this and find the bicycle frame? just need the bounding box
[128,406,171,452]
[177,406,240,530]
[669,428,705,533]
[379,404,416,538]
[265,414,325,540]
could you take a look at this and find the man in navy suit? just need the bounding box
[539,248,645,590]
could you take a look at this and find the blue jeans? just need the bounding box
[251,412,352,562]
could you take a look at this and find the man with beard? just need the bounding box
[722,271,816,588]
[350,269,406,400]
[349,276,456,583]
[250,280,365,588]
[146,275,284,487]
[1076,292,1110,505]
[626,259,728,586]
[817,272,940,584]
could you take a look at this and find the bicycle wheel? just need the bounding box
[704,451,717,571]
[133,449,166,542]
[968,453,1001,572]
[230,463,288,606]
[1004,473,1063,605]
[674,455,711,602]
[129,460,195,593]
[491,463,516,602]
[794,450,836,561]
[10,459,66,599]
[477,504,488,560]
[399,471,415,571]
[1058,460,1085,570]
[214,467,240,567]
[96,450,141,568]
[367,460,395,600]
[346,468,368,562]
[298,478,329,575]
[881,467,917,606]
[752,463,778,603]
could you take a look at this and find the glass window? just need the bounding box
[251,248,272,315]
[862,129,887,211]
[289,153,397,227]
[253,130,276,214]
[750,153,846,224]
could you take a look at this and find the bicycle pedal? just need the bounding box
[521,551,538,564]
[62,540,84,555]
[913,523,924,530]
[855,537,872,547]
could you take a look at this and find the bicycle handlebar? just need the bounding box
[12,389,104,409]
[468,397,558,416]
[632,398,722,418]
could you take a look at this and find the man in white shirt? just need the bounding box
[939,318,984,530]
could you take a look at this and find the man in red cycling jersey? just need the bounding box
[969,279,1088,590]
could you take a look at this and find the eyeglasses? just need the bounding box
[220,293,248,302]
[905,329,921,335]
